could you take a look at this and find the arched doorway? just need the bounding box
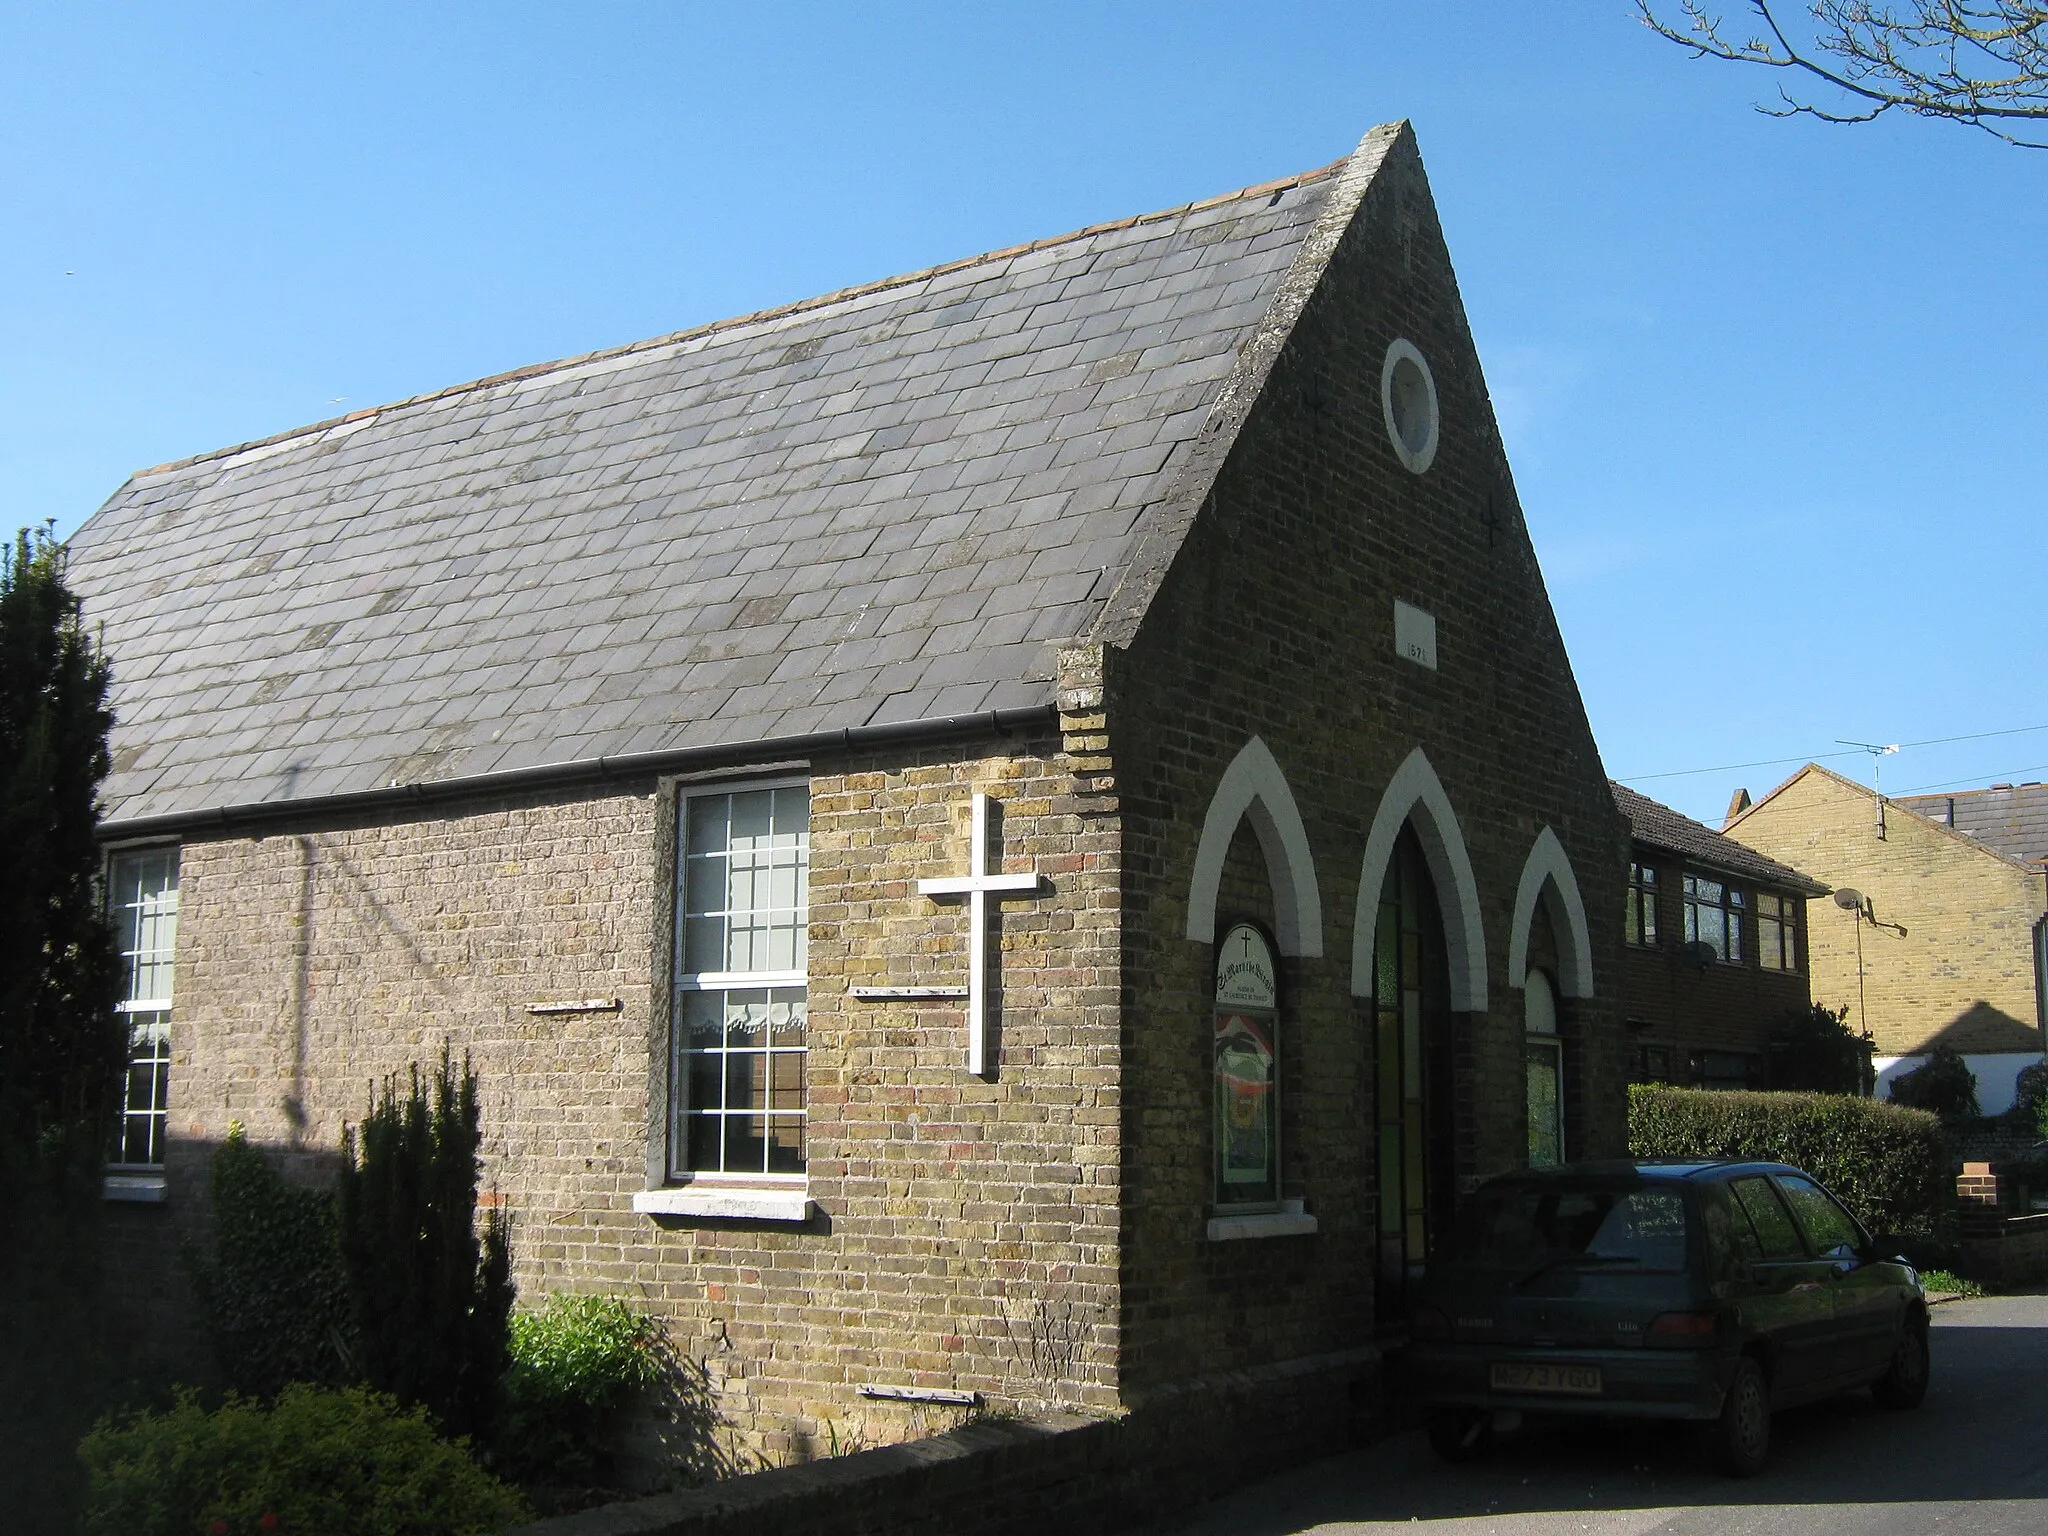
[1371,822,1455,1321]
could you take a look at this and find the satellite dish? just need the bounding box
[1679,940,1719,972]
[1833,889,1864,910]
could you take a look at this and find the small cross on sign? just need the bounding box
[918,792,1050,1075]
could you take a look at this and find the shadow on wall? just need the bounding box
[1874,1008,2047,1115]
[1919,1003,2045,1058]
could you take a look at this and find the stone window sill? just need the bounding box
[1206,1198,1316,1242]
[633,1186,812,1223]
[104,1172,167,1204]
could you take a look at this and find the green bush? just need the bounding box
[2012,1062,2048,1131]
[1766,1003,1870,1094]
[1888,1045,1980,1119]
[499,1293,665,1486]
[198,1126,357,1396]
[77,1383,528,1536]
[1628,1085,1951,1252]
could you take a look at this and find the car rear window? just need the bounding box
[1452,1183,1690,1273]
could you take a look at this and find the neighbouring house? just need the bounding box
[1609,782,1828,1090]
[1725,765,2048,1112]
[69,123,1626,1485]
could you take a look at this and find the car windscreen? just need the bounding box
[1449,1182,1691,1274]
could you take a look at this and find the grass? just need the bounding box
[1918,1268,1985,1298]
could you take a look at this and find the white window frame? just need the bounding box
[638,776,812,1221]
[104,841,180,1202]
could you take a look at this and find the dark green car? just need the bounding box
[1403,1159,1929,1476]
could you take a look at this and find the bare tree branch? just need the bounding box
[1638,2,2048,147]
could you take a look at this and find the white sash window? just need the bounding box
[671,784,808,1181]
[108,845,180,1170]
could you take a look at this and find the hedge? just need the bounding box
[78,1384,528,1536]
[1628,1086,1951,1251]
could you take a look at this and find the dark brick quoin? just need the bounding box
[75,121,1624,1516]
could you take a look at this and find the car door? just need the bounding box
[1775,1171,1901,1380]
[1726,1173,1837,1400]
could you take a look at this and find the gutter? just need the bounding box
[97,703,1059,843]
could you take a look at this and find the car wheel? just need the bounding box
[1425,1407,1492,1464]
[1871,1315,1930,1410]
[1709,1356,1770,1477]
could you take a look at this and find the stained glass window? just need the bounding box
[1213,921,1279,1209]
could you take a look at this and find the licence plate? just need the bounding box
[1490,1362,1602,1396]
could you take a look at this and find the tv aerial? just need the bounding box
[1838,740,1900,837]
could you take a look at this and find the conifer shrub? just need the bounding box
[1628,1085,1951,1253]
[338,1049,513,1443]
[499,1293,666,1486]
[77,1384,528,1536]
[1,524,126,1532]
[198,1126,357,1396]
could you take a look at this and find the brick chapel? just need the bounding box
[69,123,1626,1468]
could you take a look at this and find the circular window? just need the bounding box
[1380,338,1439,474]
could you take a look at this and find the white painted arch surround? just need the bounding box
[1506,826,1595,1000]
[1350,747,1488,1012]
[1184,736,1324,957]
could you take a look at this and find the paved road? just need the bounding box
[1145,1295,2048,1536]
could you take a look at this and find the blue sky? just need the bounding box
[5,3,2042,827]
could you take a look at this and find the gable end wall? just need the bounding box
[1105,133,1627,1392]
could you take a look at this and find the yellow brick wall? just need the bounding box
[115,722,1121,1469]
[1727,768,2045,1057]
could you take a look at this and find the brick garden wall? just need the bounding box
[504,1342,1385,1536]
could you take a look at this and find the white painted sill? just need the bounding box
[1206,1198,1316,1242]
[104,1172,167,1204]
[633,1186,813,1223]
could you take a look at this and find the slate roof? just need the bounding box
[1611,781,1829,896]
[1897,783,2048,868]
[66,131,1397,827]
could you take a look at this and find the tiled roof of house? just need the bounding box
[67,125,1408,826]
[1897,783,2048,868]
[1610,780,1829,895]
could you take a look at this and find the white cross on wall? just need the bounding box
[917,792,1049,1076]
